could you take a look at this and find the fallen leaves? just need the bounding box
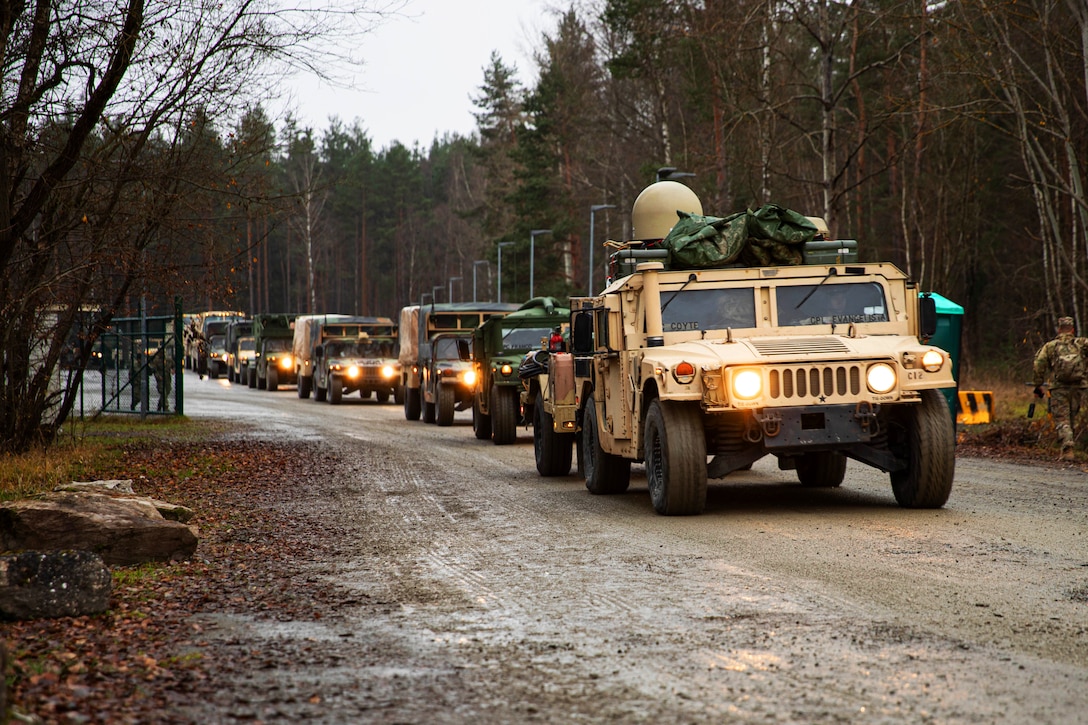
[3,437,340,723]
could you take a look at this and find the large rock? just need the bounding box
[0,492,198,565]
[54,481,195,523]
[55,479,135,494]
[0,550,111,620]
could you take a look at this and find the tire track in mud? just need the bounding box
[316,431,1075,723]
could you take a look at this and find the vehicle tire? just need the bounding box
[315,383,327,402]
[376,390,390,404]
[267,368,278,392]
[492,385,518,445]
[247,369,256,388]
[534,392,573,476]
[645,398,707,516]
[422,398,436,424]
[298,375,312,399]
[796,452,847,487]
[257,374,266,390]
[437,384,456,426]
[404,386,421,420]
[473,396,492,440]
[330,376,342,404]
[227,367,234,383]
[583,392,631,494]
[359,389,372,400]
[210,364,219,380]
[394,385,405,406]
[888,389,955,508]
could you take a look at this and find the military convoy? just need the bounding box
[183,178,958,517]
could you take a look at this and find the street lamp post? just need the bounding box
[529,228,552,299]
[449,277,462,303]
[497,241,515,303]
[472,261,490,302]
[589,204,616,296]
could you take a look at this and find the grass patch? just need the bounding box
[0,416,232,501]
[111,563,170,588]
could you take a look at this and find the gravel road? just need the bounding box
[181,372,1088,723]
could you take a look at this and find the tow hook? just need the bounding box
[753,410,782,438]
[854,400,879,432]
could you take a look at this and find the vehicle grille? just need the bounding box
[768,364,863,400]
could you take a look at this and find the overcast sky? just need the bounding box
[280,0,555,149]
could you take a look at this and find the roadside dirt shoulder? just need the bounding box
[5,437,351,723]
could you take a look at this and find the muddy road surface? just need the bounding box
[182,372,1088,722]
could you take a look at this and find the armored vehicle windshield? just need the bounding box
[502,327,553,351]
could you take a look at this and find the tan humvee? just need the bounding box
[567,182,956,516]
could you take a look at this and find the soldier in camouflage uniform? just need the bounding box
[1033,316,1088,460]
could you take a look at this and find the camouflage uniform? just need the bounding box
[153,346,173,412]
[1033,317,1088,457]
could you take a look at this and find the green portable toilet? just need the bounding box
[923,292,964,419]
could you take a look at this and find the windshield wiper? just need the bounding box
[794,267,838,309]
[660,273,698,315]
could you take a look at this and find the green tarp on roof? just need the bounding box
[661,205,819,269]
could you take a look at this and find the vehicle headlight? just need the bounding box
[866,363,897,394]
[500,363,513,376]
[921,349,944,373]
[381,364,396,379]
[280,355,293,369]
[463,370,477,386]
[732,369,762,400]
[347,365,360,378]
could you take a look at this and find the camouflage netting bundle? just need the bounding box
[662,205,819,269]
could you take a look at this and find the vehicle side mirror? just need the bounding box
[458,339,471,361]
[918,294,937,339]
[572,312,593,354]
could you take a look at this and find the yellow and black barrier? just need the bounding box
[955,390,993,425]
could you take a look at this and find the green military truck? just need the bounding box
[471,297,570,445]
[399,302,518,424]
[310,318,400,404]
[251,313,298,391]
[536,181,957,515]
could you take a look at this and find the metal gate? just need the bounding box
[66,309,183,419]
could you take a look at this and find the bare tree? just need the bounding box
[954,0,1088,326]
[0,0,393,452]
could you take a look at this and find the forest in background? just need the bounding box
[181,0,1088,383]
[3,0,1086,451]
